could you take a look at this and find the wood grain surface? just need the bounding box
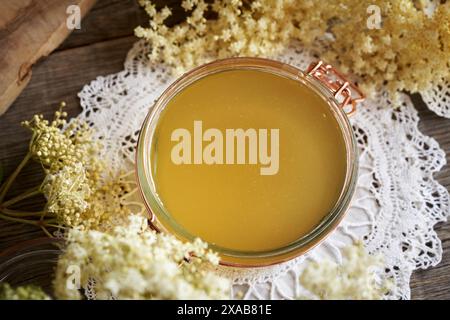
[0,0,449,299]
[0,0,97,115]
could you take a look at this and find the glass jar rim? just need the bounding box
[136,57,359,267]
[0,237,62,289]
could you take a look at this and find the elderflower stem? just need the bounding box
[0,211,60,236]
[119,170,136,180]
[1,187,42,208]
[40,225,53,238]
[43,218,57,224]
[0,212,41,226]
[44,223,66,229]
[121,187,139,199]
[0,208,46,218]
[0,152,32,203]
[39,208,48,222]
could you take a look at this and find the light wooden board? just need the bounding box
[0,0,96,115]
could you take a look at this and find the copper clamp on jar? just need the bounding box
[306,60,365,116]
[136,57,365,267]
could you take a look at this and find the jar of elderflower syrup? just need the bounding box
[136,58,364,267]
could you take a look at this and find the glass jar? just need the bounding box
[0,238,62,295]
[136,58,363,267]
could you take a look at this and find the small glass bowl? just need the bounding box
[0,238,62,296]
[136,57,362,267]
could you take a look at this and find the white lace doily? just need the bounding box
[77,40,450,300]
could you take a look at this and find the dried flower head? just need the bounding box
[54,215,230,300]
[299,242,392,300]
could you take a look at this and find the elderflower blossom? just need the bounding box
[320,0,450,95]
[22,105,141,231]
[135,0,450,96]
[299,243,392,300]
[22,105,102,177]
[42,163,91,227]
[0,283,50,300]
[42,165,136,231]
[54,215,230,300]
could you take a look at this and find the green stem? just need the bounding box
[40,225,53,238]
[43,218,58,224]
[1,187,42,208]
[0,212,40,226]
[0,208,46,217]
[44,223,65,229]
[0,212,60,232]
[0,152,32,203]
[40,208,48,222]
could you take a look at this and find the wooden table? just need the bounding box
[0,0,449,299]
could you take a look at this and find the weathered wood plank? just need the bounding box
[410,221,450,299]
[410,98,450,299]
[0,0,449,299]
[58,0,146,50]
[58,0,184,51]
[0,35,136,174]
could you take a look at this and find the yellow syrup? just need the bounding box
[150,69,347,252]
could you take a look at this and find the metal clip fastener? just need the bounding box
[306,61,365,116]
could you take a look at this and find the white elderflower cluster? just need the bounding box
[299,243,392,300]
[135,0,450,96]
[21,105,140,231]
[0,283,51,300]
[135,0,296,76]
[42,163,91,227]
[54,216,230,300]
[22,104,102,177]
[321,0,450,95]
